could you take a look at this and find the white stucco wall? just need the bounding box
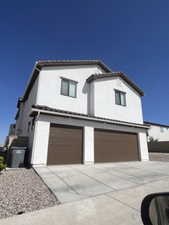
[16,63,144,145]
[31,114,149,165]
[147,125,169,142]
[93,77,143,124]
[15,62,146,163]
[36,65,103,114]
[36,66,144,124]
[21,76,39,136]
[138,132,149,161]
[88,82,95,116]
[31,120,50,165]
[15,76,39,148]
[83,126,94,164]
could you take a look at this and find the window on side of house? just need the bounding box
[61,78,77,98]
[115,90,126,106]
[160,127,164,132]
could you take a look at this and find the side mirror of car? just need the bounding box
[141,192,169,225]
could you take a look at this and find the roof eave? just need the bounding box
[144,121,169,128]
[36,60,112,73]
[86,72,144,96]
[31,106,149,130]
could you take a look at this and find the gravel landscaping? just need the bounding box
[0,168,58,219]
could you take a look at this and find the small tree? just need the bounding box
[149,137,158,143]
[0,156,6,173]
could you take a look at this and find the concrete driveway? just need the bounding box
[2,161,169,225]
[35,161,169,204]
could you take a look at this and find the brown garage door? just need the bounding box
[47,124,83,165]
[95,129,139,162]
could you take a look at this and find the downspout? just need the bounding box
[36,111,40,121]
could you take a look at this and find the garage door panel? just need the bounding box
[95,129,139,162]
[47,124,83,165]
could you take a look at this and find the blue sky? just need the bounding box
[0,0,168,143]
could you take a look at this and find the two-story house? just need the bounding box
[14,60,149,166]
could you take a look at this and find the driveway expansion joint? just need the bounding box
[47,168,81,196]
[105,193,140,213]
[73,167,117,191]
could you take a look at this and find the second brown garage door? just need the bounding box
[47,124,83,165]
[95,129,139,162]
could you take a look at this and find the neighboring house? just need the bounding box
[8,124,16,136]
[144,121,169,153]
[144,121,169,142]
[4,123,29,149]
[13,60,149,166]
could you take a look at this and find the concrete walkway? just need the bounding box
[1,161,169,225]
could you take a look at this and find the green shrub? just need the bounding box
[0,156,6,172]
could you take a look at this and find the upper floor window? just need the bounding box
[61,78,77,98]
[115,90,126,106]
[160,127,164,132]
